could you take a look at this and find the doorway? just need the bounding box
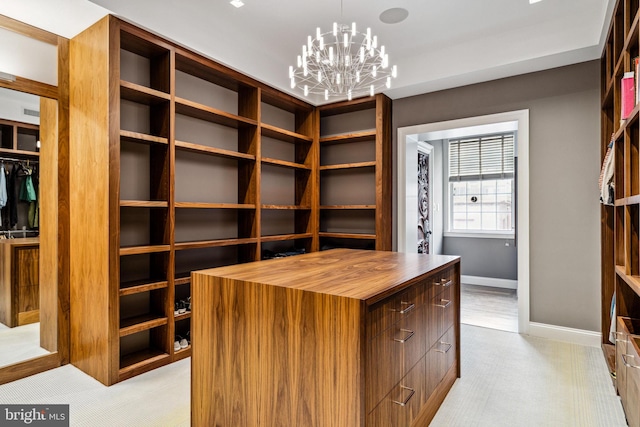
[397,110,530,334]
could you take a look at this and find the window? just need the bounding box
[448,132,515,234]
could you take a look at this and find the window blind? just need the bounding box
[448,132,515,181]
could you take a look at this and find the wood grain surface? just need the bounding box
[192,249,460,427]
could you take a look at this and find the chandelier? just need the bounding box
[289,22,397,101]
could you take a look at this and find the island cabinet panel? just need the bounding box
[192,248,460,427]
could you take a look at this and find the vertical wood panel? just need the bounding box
[69,15,113,385]
[39,96,58,351]
[192,274,363,426]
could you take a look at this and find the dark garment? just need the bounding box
[8,165,17,228]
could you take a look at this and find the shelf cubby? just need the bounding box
[175,207,249,244]
[320,168,376,206]
[320,209,376,236]
[120,29,171,94]
[119,288,167,335]
[120,137,169,203]
[120,251,169,288]
[120,206,169,248]
[119,325,170,376]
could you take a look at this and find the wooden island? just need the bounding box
[191,249,460,426]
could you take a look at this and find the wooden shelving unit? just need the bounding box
[602,0,640,424]
[0,118,40,157]
[70,15,392,385]
[317,95,392,251]
[69,15,320,385]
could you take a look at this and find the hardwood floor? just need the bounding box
[460,284,518,333]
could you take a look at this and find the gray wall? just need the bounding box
[393,60,601,332]
[443,237,517,280]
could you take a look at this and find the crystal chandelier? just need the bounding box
[289,22,398,101]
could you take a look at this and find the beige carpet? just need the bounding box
[0,325,628,426]
[431,325,627,427]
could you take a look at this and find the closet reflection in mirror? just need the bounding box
[0,87,52,367]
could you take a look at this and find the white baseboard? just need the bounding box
[528,322,601,347]
[461,275,517,290]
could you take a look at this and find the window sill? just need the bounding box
[443,231,515,239]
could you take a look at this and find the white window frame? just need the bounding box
[443,127,517,239]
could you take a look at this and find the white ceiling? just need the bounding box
[0,0,614,106]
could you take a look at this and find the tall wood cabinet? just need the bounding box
[70,16,317,385]
[601,0,640,424]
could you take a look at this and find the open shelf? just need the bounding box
[261,123,312,144]
[120,130,168,146]
[120,314,168,337]
[175,97,258,129]
[120,200,168,208]
[174,238,258,251]
[262,205,311,210]
[175,202,255,209]
[119,349,169,376]
[119,245,171,256]
[320,161,376,171]
[119,279,168,296]
[175,139,255,160]
[261,233,313,242]
[320,130,377,144]
[262,157,310,170]
[121,80,171,105]
[319,232,377,240]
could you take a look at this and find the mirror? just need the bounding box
[0,87,56,367]
[0,14,68,385]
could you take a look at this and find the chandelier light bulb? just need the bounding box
[289,22,397,100]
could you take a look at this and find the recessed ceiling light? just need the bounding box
[379,8,409,24]
[529,0,542,3]
[230,0,244,8]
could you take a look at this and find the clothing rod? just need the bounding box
[0,230,38,234]
[0,157,38,164]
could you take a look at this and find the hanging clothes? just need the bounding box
[19,164,37,229]
[8,165,18,228]
[0,164,7,209]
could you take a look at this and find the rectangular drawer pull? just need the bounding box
[392,301,415,315]
[435,299,451,308]
[436,342,453,353]
[393,328,415,343]
[392,385,415,407]
[622,354,640,369]
[437,279,452,288]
